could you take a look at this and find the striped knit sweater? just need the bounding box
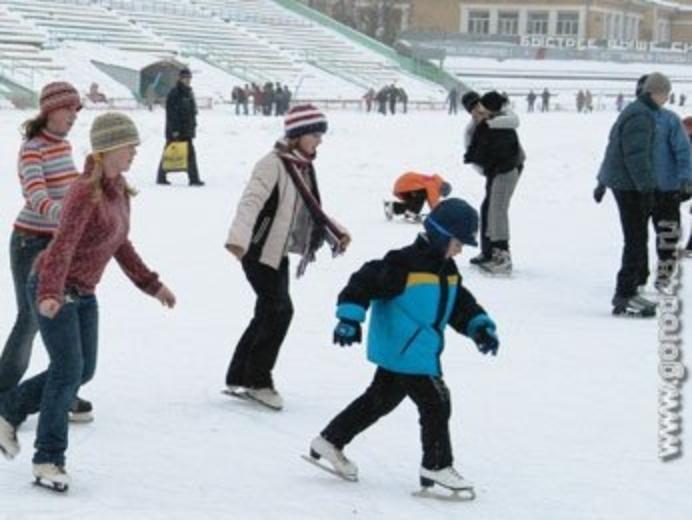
[14,129,79,236]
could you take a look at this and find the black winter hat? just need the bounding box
[179,67,192,78]
[424,198,479,251]
[480,91,507,112]
[461,91,480,113]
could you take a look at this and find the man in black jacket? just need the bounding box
[157,68,204,186]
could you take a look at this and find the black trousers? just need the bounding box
[393,189,427,215]
[652,191,681,264]
[226,257,293,389]
[613,190,653,298]
[321,367,453,470]
[157,139,201,184]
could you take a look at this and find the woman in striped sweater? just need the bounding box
[0,82,93,421]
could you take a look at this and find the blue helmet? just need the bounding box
[424,198,479,251]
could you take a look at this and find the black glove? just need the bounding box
[593,183,606,203]
[680,181,692,202]
[473,326,499,356]
[333,319,362,347]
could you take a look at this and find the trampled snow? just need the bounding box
[0,106,690,519]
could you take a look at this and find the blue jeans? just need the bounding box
[0,274,98,466]
[0,231,51,392]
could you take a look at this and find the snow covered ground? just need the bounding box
[0,106,690,519]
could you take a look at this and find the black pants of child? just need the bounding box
[652,191,681,265]
[613,189,653,297]
[157,139,202,185]
[321,367,453,470]
[393,190,427,215]
[226,257,293,389]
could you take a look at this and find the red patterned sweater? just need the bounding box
[35,170,163,304]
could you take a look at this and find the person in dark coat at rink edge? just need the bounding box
[156,68,204,186]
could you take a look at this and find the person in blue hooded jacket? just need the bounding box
[306,198,499,494]
[595,72,671,316]
[641,75,692,289]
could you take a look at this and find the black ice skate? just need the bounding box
[68,397,93,423]
[612,295,657,318]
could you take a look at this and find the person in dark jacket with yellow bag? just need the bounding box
[156,68,204,186]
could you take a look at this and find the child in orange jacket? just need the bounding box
[384,172,452,222]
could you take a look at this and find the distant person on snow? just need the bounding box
[306,198,498,497]
[384,172,452,222]
[156,68,204,186]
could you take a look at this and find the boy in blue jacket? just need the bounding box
[307,198,499,494]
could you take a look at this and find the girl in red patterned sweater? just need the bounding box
[0,112,176,492]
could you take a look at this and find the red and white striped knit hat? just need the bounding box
[39,81,82,116]
[284,104,328,139]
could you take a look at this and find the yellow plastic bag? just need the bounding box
[162,141,188,172]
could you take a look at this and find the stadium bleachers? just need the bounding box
[189,0,437,97]
[0,0,175,56]
[0,0,443,104]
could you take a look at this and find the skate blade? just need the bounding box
[34,477,69,493]
[300,454,358,482]
[612,308,656,318]
[68,412,94,424]
[221,389,282,411]
[412,487,476,501]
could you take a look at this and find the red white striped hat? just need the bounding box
[284,104,328,139]
[39,81,81,116]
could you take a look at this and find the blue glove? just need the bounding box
[333,319,362,347]
[467,314,500,356]
[474,326,499,356]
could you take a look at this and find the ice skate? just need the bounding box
[414,466,476,501]
[403,210,423,224]
[0,416,19,460]
[383,200,394,221]
[469,252,491,266]
[245,387,284,410]
[302,435,358,482]
[612,295,656,318]
[33,463,70,492]
[479,249,512,275]
[68,396,93,423]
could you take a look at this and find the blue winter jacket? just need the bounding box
[652,108,692,192]
[598,94,658,192]
[335,236,487,376]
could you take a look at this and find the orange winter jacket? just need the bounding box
[393,172,446,208]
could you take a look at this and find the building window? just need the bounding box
[498,11,519,36]
[556,12,579,36]
[657,19,671,42]
[467,10,490,35]
[624,15,639,40]
[527,12,549,35]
